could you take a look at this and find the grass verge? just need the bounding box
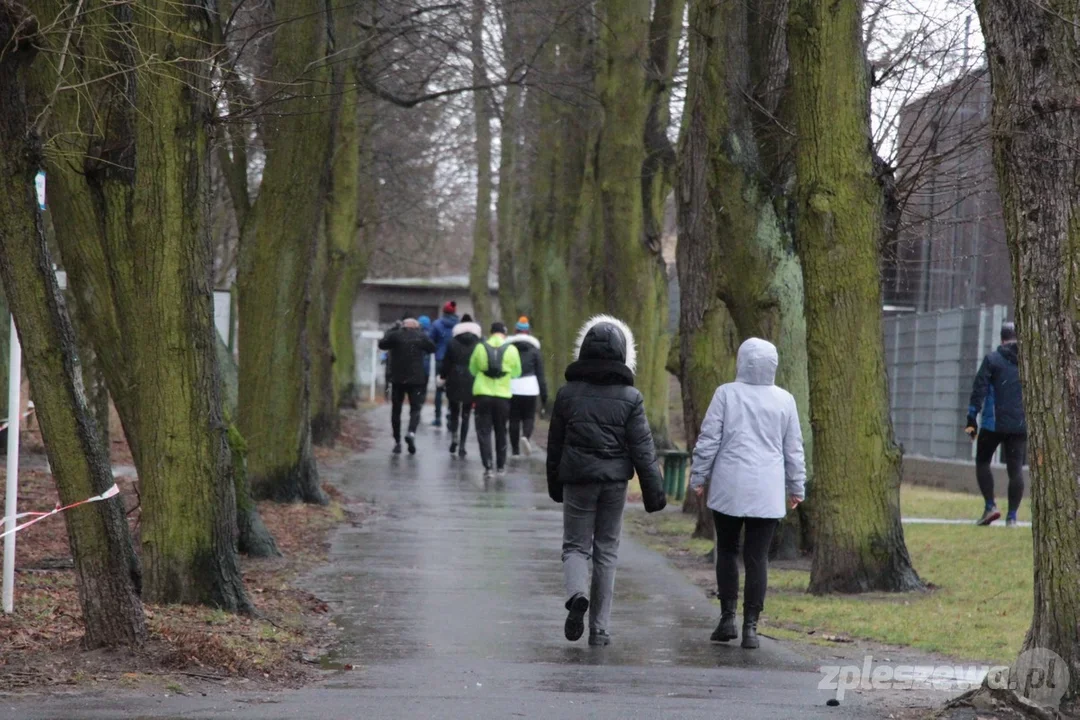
[626,483,1032,664]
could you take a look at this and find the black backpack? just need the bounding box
[482,342,509,379]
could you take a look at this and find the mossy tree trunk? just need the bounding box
[469,0,494,327]
[676,0,812,552]
[0,6,145,645]
[788,0,922,593]
[236,0,331,504]
[975,0,1080,709]
[524,8,598,390]
[30,0,251,609]
[311,4,368,442]
[309,216,335,446]
[591,0,673,442]
[496,0,526,320]
[216,335,279,558]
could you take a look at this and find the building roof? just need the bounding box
[362,274,499,291]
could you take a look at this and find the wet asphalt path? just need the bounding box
[5,407,886,719]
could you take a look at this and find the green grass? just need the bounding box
[900,483,1031,523]
[628,484,1034,664]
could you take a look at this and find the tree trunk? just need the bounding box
[0,6,145,645]
[216,335,279,558]
[788,0,922,593]
[236,0,331,504]
[496,0,525,320]
[592,0,672,442]
[308,217,337,447]
[524,8,598,392]
[469,0,494,327]
[677,0,813,551]
[30,0,251,608]
[975,0,1080,709]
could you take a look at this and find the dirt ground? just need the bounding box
[0,409,374,698]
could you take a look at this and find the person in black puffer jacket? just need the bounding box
[439,315,482,458]
[378,318,436,455]
[547,315,666,648]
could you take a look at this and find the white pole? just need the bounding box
[3,315,22,614]
[370,338,378,403]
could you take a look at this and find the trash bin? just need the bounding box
[657,449,690,502]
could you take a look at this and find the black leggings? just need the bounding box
[509,395,538,454]
[713,512,779,613]
[447,401,472,447]
[391,383,425,441]
[976,430,1027,515]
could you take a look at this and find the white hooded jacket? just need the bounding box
[688,338,806,519]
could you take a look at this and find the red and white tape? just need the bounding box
[0,484,120,540]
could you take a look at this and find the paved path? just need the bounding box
[6,409,900,719]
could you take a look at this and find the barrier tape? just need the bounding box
[0,409,35,433]
[0,484,120,540]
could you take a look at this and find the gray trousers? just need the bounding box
[562,482,627,633]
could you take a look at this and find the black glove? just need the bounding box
[548,481,563,504]
[643,489,667,514]
[964,417,978,439]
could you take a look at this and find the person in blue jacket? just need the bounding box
[417,315,434,422]
[429,301,460,427]
[965,322,1026,527]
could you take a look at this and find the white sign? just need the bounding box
[34,172,45,210]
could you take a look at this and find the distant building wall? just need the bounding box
[884,70,1013,314]
[352,276,497,395]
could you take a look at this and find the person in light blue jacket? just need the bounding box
[689,338,806,650]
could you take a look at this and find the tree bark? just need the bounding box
[30,0,251,608]
[524,7,598,392]
[788,0,922,593]
[496,0,525,320]
[677,0,813,550]
[592,0,673,442]
[976,0,1080,709]
[309,217,336,447]
[469,0,494,326]
[0,4,145,646]
[236,0,331,504]
[216,335,279,558]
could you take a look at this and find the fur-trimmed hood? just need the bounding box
[452,321,482,338]
[508,334,541,349]
[573,315,637,374]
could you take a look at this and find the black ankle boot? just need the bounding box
[711,599,739,642]
[741,607,761,649]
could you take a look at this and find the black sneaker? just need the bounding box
[392,442,402,455]
[431,419,442,428]
[588,630,611,647]
[976,507,1001,526]
[406,434,417,455]
[564,593,589,642]
[458,446,467,459]
[449,442,458,456]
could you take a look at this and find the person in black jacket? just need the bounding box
[547,315,666,647]
[378,318,436,455]
[508,317,548,457]
[439,315,482,458]
[965,322,1026,526]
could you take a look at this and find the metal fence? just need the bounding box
[884,305,1010,462]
